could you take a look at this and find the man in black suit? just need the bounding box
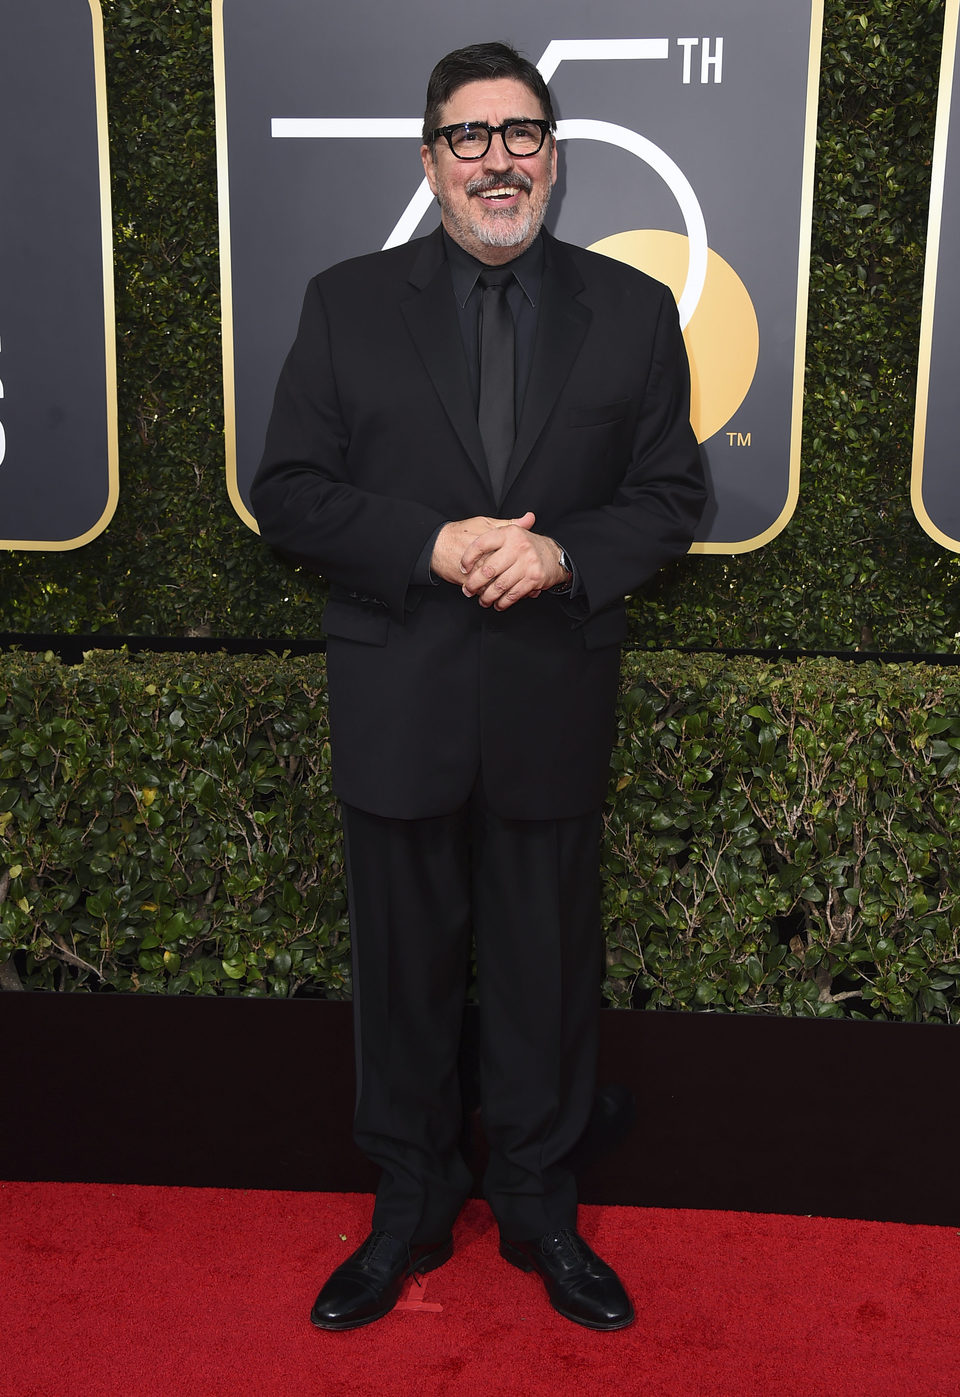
[252,40,706,1332]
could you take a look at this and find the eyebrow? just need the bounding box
[445,116,544,127]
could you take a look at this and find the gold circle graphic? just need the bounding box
[588,229,759,444]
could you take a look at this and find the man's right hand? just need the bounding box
[430,515,526,585]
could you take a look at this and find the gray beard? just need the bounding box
[440,183,552,251]
[467,205,535,248]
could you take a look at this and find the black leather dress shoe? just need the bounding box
[310,1230,453,1331]
[500,1228,634,1330]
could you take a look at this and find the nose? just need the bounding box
[482,132,513,171]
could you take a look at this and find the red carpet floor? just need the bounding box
[2,1182,959,1395]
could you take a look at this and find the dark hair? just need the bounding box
[422,41,557,143]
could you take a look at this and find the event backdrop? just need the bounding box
[912,0,960,551]
[214,0,823,553]
[0,0,116,551]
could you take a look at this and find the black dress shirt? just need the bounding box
[412,231,576,592]
[442,228,543,422]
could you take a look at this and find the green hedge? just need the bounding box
[3,650,959,1021]
[603,653,960,1019]
[1,0,958,650]
[0,651,349,998]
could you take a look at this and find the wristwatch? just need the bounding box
[550,545,574,595]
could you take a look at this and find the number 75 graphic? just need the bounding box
[271,39,709,329]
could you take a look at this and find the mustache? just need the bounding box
[465,171,533,197]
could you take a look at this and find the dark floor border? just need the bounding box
[0,634,327,662]
[4,993,956,1225]
[4,635,960,665]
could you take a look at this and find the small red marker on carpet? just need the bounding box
[395,1276,443,1314]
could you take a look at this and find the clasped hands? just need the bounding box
[431,511,568,611]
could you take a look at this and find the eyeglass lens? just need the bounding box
[448,122,545,158]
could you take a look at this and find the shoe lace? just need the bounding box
[406,1242,425,1288]
[542,1228,588,1269]
[357,1230,426,1287]
[356,1230,393,1264]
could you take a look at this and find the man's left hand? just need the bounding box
[459,511,568,610]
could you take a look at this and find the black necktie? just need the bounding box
[477,268,515,500]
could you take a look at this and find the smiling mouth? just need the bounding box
[467,174,532,203]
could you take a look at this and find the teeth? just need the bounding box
[483,187,516,199]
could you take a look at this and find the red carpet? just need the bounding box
[2,1182,959,1395]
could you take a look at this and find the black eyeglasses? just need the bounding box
[427,119,552,160]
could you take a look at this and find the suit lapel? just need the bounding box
[399,228,592,503]
[400,230,489,488]
[502,233,590,499]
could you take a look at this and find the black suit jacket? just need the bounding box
[252,227,706,819]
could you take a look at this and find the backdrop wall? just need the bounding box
[0,0,955,652]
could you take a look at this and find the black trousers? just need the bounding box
[341,791,603,1243]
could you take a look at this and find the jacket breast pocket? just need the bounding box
[565,398,632,429]
[321,598,390,646]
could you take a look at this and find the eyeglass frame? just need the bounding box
[426,118,554,161]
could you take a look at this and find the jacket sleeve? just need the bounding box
[551,287,707,617]
[250,277,447,622]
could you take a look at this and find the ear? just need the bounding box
[420,144,438,195]
[549,136,558,186]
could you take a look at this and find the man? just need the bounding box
[252,41,706,1332]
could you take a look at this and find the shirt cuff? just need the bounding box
[411,525,445,586]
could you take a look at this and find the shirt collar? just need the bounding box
[442,228,544,309]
